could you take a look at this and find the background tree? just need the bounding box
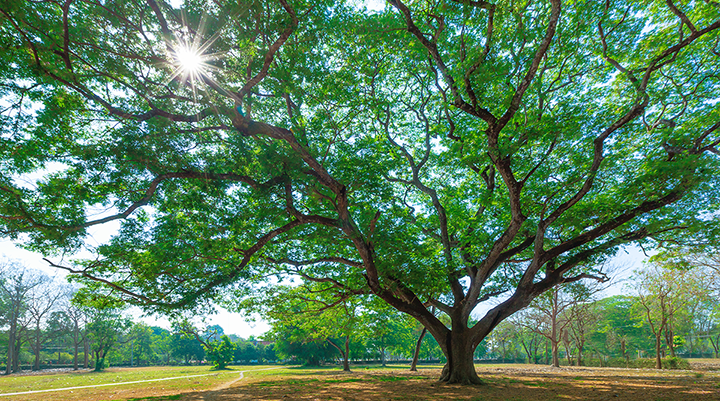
[565,299,601,366]
[170,331,205,365]
[634,263,704,369]
[85,308,131,371]
[151,326,174,365]
[64,304,90,370]
[508,316,544,364]
[1,0,719,384]
[0,262,44,374]
[358,302,414,367]
[516,284,593,367]
[25,276,63,370]
[204,335,236,369]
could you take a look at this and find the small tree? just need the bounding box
[204,335,236,370]
[0,262,45,374]
[85,308,131,371]
[26,278,64,371]
[635,264,704,369]
[518,283,596,367]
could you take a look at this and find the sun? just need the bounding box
[169,40,213,88]
[163,14,227,101]
[174,44,204,75]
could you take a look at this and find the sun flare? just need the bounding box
[174,45,204,74]
[164,15,225,100]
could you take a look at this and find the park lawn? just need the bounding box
[179,363,720,401]
[3,363,720,400]
[0,365,290,401]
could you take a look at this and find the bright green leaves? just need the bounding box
[0,0,718,336]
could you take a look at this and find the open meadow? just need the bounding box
[1,362,720,401]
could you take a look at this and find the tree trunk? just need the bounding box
[665,328,676,357]
[326,338,351,372]
[83,337,89,369]
[380,345,386,367]
[551,339,560,368]
[655,333,662,369]
[577,343,584,367]
[410,327,427,371]
[6,324,14,375]
[550,316,560,368]
[438,331,481,385]
[33,325,41,371]
[73,337,79,370]
[12,335,22,372]
[73,322,79,370]
[343,336,350,372]
[95,351,104,372]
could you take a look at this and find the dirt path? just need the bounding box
[185,367,284,401]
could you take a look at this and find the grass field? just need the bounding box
[2,362,720,400]
[0,365,290,401]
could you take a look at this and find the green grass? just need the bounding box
[0,365,287,395]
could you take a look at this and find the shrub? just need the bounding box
[204,335,236,370]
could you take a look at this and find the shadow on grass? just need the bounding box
[176,366,720,401]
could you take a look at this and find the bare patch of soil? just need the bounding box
[185,364,720,401]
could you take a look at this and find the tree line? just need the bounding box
[0,259,275,373]
[3,248,720,374]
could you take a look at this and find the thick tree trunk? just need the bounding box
[438,331,481,385]
[410,327,427,371]
[655,334,662,369]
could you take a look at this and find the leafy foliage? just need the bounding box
[204,335,236,369]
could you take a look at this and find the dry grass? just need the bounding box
[2,363,720,401]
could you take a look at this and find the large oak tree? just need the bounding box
[1,0,719,384]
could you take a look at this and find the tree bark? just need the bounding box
[326,337,351,372]
[410,327,427,371]
[5,326,14,375]
[12,335,22,372]
[551,339,560,368]
[73,327,79,370]
[343,336,350,372]
[655,333,663,369]
[577,342,584,366]
[437,330,482,385]
[33,323,41,371]
[83,338,89,369]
